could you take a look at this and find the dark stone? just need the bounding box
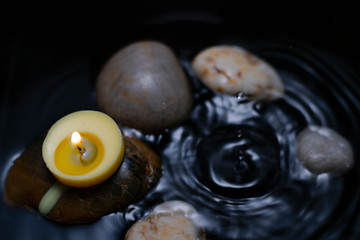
[4,133,162,224]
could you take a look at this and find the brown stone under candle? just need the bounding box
[3,133,162,224]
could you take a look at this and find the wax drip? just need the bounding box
[38,181,70,216]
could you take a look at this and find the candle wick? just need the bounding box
[73,137,97,165]
[77,146,85,155]
[79,147,94,165]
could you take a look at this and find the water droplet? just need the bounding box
[236,129,243,138]
[234,158,249,175]
[233,149,249,176]
[193,123,280,199]
[253,102,264,113]
[236,91,248,103]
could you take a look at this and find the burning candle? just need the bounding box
[42,110,125,188]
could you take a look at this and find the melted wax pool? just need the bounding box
[1,40,360,240]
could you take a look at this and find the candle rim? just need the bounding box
[42,110,125,187]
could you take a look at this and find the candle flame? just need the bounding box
[71,131,82,145]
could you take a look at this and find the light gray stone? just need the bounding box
[296,126,354,175]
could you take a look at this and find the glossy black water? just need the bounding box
[1,33,360,240]
[128,42,360,239]
[194,121,281,199]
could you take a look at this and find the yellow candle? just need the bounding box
[42,110,125,188]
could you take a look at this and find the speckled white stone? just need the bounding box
[125,201,205,240]
[296,126,354,175]
[192,45,284,101]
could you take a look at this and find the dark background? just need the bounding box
[2,3,359,129]
[2,3,360,63]
[2,4,360,67]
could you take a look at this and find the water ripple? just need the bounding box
[154,41,360,239]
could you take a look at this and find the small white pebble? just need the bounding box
[125,201,205,240]
[192,45,284,101]
[296,126,354,175]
